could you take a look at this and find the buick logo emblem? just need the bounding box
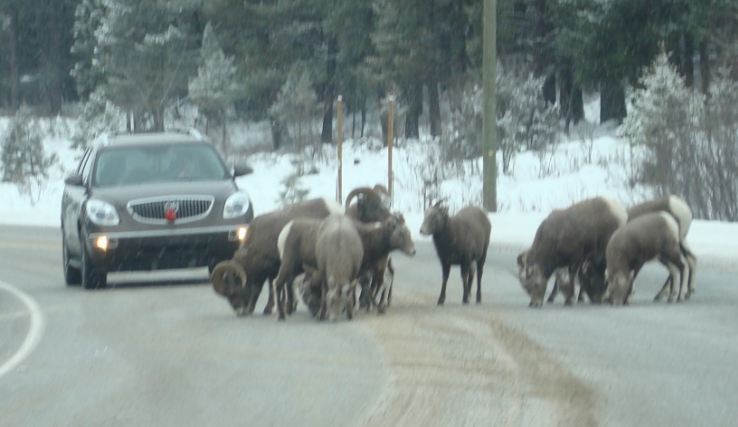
[164,201,179,223]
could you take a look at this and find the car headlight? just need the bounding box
[223,191,251,219]
[86,199,120,226]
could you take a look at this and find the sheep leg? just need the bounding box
[275,279,287,321]
[375,275,388,315]
[261,280,275,315]
[681,242,697,299]
[546,281,559,304]
[468,261,478,304]
[654,276,672,302]
[460,263,471,304]
[662,251,686,302]
[386,258,394,307]
[475,256,484,304]
[318,280,328,321]
[563,266,577,306]
[346,284,354,320]
[358,273,372,311]
[438,262,451,306]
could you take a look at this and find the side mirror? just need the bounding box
[233,164,253,177]
[64,174,84,186]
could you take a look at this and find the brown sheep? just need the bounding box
[517,197,627,307]
[420,202,491,305]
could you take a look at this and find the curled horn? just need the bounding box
[345,186,374,209]
[210,260,247,296]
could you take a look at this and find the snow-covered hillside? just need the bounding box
[0,117,736,266]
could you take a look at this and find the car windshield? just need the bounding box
[92,143,229,188]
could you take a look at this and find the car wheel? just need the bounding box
[62,237,81,286]
[81,242,107,290]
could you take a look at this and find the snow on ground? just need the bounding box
[0,116,736,266]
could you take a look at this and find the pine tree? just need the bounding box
[189,23,239,153]
[1,108,58,197]
[71,0,106,101]
[94,0,199,131]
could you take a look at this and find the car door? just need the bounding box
[62,148,94,256]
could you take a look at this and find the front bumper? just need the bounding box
[86,225,247,272]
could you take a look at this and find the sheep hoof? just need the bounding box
[437,296,445,306]
[235,307,249,317]
[263,307,273,316]
[564,299,573,306]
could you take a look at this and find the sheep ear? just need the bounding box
[517,253,525,268]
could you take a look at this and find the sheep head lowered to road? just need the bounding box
[603,212,687,305]
[315,214,364,321]
[420,202,491,306]
[517,197,627,307]
[210,198,342,316]
[626,195,697,299]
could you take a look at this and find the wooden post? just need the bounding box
[336,95,344,204]
[387,96,395,202]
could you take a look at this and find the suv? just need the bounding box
[61,131,254,289]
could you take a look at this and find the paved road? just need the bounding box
[1,225,737,426]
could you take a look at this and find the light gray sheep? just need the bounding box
[603,212,687,305]
[315,214,364,321]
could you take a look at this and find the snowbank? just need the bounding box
[0,118,736,269]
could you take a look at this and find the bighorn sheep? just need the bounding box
[517,197,627,307]
[210,198,342,316]
[343,184,398,310]
[274,213,416,319]
[420,202,491,305]
[353,213,416,312]
[315,214,364,321]
[627,195,697,299]
[602,212,687,305]
[345,184,391,222]
[546,254,607,304]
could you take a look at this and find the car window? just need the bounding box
[92,143,229,188]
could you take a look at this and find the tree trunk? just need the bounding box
[270,115,285,150]
[360,103,366,138]
[351,104,356,139]
[543,73,556,105]
[572,86,584,123]
[683,32,694,88]
[559,64,573,132]
[321,102,333,143]
[153,108,165,132]
[405,82,422,139]
[600,79,626,124]
[7,8,20,112]
[428,80,441,138]
[699,39,710,95]
[47,1,64,114]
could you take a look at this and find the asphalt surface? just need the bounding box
[1,225,737,426]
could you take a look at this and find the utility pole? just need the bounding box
[387,96,395,202]
[483,0,498,212]
[336,95,344,203]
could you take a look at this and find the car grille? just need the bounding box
[127,196,214,225]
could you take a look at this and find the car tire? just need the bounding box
[62,237,81,286]
[81,241,107,290]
